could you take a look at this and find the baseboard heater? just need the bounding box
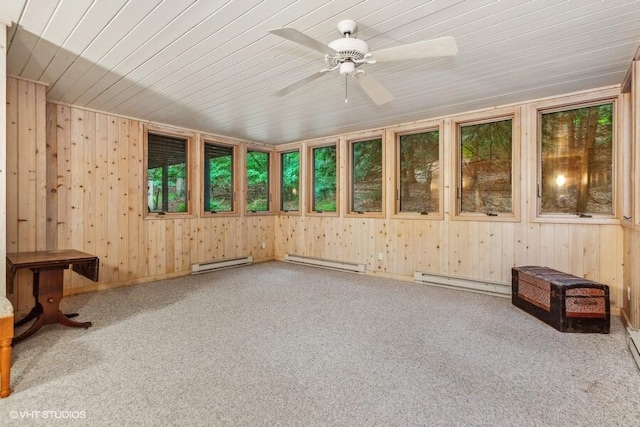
[191,256,253,274]
[414,271,510,297]
[284,254,365,274]
[628,328,640,371]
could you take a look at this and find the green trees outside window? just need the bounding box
[280,150,300,211]
[312,145,337,212]
[459,119,513,214]
[246,150,270,212]
[351,138,383,213]
[399,130,439,213]
[204,142,233,212]
[147,132,188,213]
[540,103,613,215]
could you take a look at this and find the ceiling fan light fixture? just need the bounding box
[340,61,355,75]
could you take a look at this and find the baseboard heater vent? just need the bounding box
[414,271,510,297]
[628,328,640,371]
[191,256,253,274]
[284,254,365,274]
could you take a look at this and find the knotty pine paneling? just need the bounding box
[4,75,635,327]
[5,77,48,313]
[45,104,275,295]
[623,227,640,327]
[274,217,625,310]
[0,26,6,308]
[622,60,640,328]
[6,82,275,316]
[274,87,629,317]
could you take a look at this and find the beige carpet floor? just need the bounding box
[3,261,640,426]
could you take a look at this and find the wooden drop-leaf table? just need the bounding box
[6,249,99,343]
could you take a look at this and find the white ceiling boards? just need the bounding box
[3,0,640,144]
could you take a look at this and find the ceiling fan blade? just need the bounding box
[273,70,329,97]
[356,73,394,105]
[269,28,337,56]
[374,36,458,62]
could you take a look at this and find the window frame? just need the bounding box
[631,61,640,230]
[278,148,301,214]
[201,137,239,218]
[143,124,195,219]
[451,108,520,222]
[306,139,340,217]
[620,74,633,226]
[245,145,273,215]
[533,96,619,224]
[346,132,385,219]
[391,121,444,220]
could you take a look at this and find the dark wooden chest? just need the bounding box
[511,266,610,333]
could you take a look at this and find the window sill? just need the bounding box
[144,213,196,220]
[450,213,520,223]
[278,211,301,217]
[532,215,619,225]
[345,212,385,219]
[245,211,276,216]
[391,211,444,220]
[306,211,340,217]
[201,211,240,218]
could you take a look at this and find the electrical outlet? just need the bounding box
[261,242,266,249]
[377,252,384,261]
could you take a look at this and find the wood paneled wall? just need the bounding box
[623,228,640,327]
[275,87,627,313]
[622,58,640,328]
[5,77,47,313]
[4,75,637,325]
[6,76,275,315]
[0,25,7,302]
[275,217,623,306]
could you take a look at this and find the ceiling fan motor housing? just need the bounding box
[326,37,370,70]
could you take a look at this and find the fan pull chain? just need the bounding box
[345,75,348,103]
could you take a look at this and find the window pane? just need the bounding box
[246,150,270,212]
[204,143,233,212]
[312,145,337,212]
[147,133,187,213]
[352,138,383,212]
[399,130,439,213]
[540,104,613,214]
[460,119,512,213]
[281,151,300,211]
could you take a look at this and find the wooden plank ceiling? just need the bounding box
[2,0,640,144]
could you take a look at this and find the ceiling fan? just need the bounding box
[269,19,458,105]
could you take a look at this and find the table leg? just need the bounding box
[12,314,44,344]
[57,312,92,329]
[13,268,92,344]
[14,304,41,327]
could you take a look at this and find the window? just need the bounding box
[310,144,338,213]
[246,149,270,212]
[204,142,234,213]
[539,102,614,216]
[280,150,300,212]
[350,138,383,214]
[398,129,440,214]
[147,132,189,214]
[458,119,513,215]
